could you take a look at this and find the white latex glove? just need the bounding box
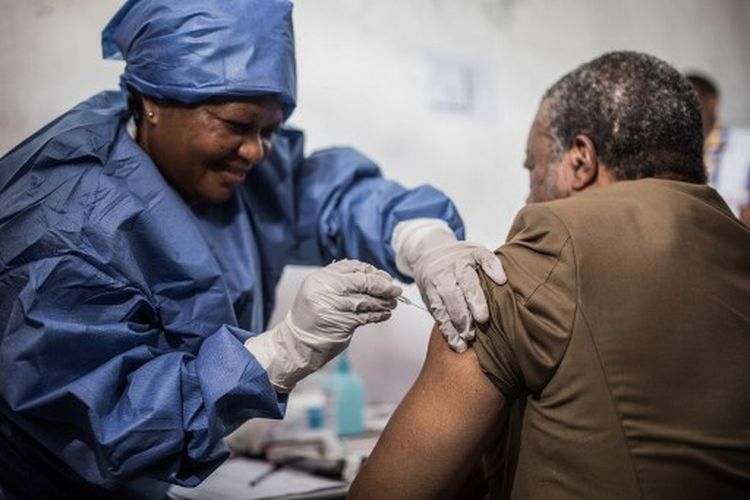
[392,219,507,352]
[244,259,401,392]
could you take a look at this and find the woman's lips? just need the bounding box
[219,164,251,185]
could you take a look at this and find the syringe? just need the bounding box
[396,295,430,314]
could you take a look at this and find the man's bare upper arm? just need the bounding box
[349,324,506,499]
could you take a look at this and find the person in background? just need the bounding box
[351,51,750,499]
[686,72,750,225]
[0,0,505,498]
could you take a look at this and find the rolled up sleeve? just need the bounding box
[474,204,577,400]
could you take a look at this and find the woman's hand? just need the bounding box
[245,260,401,392]
[392,219,507,352]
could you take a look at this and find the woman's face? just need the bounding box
[138,95,283,204]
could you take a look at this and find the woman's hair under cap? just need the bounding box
[102,0,297,119]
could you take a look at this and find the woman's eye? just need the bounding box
[261,126,277,139]
[225,120,252,134]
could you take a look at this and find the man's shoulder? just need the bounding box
[527,179,726,227]
[505,183,637,243]
[508,179,747,262]
[541,178,678,212]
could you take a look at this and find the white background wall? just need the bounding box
[2,0,749,404]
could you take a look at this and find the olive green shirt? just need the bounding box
[475,179,750,499]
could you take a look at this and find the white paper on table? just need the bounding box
[168,457,346,500]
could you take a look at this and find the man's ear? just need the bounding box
[569,134,598,192]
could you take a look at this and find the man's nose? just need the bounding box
[237,134,271,164]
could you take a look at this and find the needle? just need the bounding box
[396,295,430,314]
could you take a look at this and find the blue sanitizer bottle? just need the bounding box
[324,351,365,436]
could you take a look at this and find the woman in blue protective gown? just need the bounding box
[0,1,506,498]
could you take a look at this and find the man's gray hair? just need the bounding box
[543,51,706,184]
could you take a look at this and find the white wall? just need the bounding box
[2,0,749,404]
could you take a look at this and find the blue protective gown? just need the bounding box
[0,91,464,496]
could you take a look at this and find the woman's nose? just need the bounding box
[237,134,272,164]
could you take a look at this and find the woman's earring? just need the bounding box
[147,111,154,118]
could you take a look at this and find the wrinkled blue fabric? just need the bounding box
[102,0,297,118]
[0,91,464,493]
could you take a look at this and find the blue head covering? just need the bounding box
[102,0,297,119]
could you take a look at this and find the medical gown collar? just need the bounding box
[101,0,297,119]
